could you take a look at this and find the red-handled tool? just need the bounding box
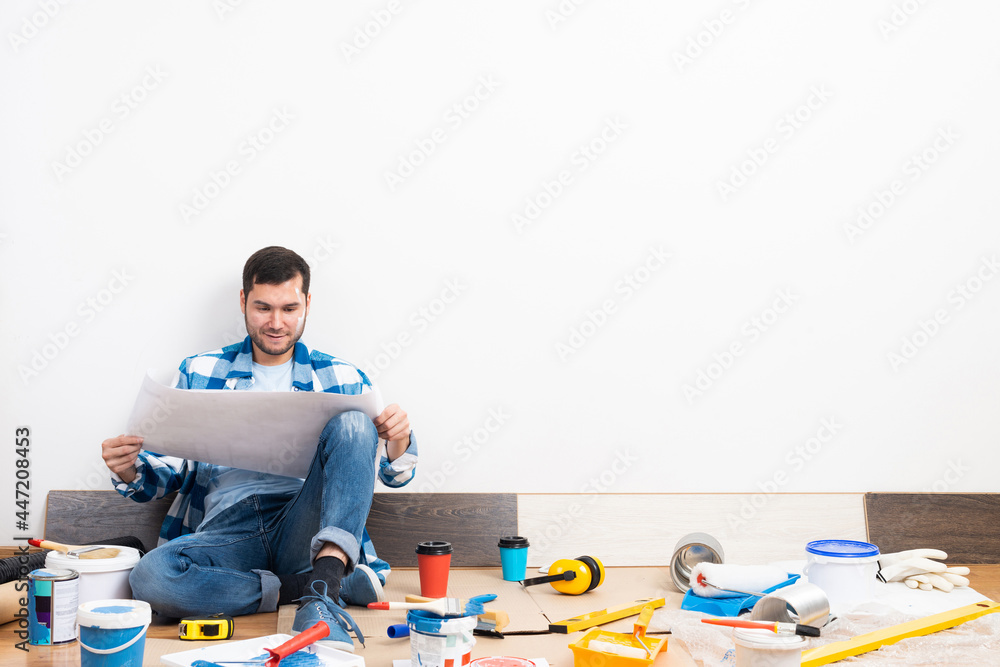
[210,622,330,667]
[701,617,820,637]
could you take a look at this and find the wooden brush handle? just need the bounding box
[27,539,73,553]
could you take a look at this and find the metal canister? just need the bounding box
[749,582,831,627]
[28,568,79,645]
[670,532,725,592]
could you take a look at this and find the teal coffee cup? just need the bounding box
[498,536,529,581]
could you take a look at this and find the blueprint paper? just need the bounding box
[126,370,382,477]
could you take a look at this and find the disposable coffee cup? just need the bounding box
[497,536,529,581]
[416,541,453,598]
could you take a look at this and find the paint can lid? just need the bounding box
[498,536,529,548]
[806,540,879,559]
[416,541,453,555]
[28,568,79,581]
[45,546,141,572]
[77,599,151,629]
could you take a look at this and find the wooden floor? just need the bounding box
[4,565,999,666]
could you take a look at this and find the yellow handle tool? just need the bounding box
[549,597,665,634]
[801,599,1000,666]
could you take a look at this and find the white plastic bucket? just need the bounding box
[46,547,141,606]
[733,628,806,667]
[803,540,880,614]
[407,610,477,667]
[77,599,151,667]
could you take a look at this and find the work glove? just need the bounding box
[877,548,970,592]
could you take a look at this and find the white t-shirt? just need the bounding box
[199,360,305,528]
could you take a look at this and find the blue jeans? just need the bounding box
[129,411,379,617]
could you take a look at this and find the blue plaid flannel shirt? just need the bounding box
[112,336,417,578]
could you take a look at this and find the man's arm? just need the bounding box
[373,404,410,461]
[101,433,188,501]
[373,403,417,487]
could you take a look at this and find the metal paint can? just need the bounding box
[28,568,80,645]
[670,532,725,592]
[749,582,830,628]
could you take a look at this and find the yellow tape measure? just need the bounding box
[179,615,235,641]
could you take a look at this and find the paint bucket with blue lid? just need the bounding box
[77,599,151,667]
[407,610,478,667]
[803,540,880,615]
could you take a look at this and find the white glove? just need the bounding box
[877,548,970,592]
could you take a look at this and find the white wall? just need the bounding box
[3,1,1000,541]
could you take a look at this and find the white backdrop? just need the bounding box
[3,1,999,541]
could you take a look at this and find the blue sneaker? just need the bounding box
[292,581,365,652]
[338,564,385,607]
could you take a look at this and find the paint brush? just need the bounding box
[406,594,509,634]
[368,594,496,617]
[701,617,821,637]
[28,539,121,559]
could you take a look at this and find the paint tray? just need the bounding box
[680,573,800,617]
[569,628,667,667]
[161,633,365,667]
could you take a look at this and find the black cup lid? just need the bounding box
[498,536,529,548]
[415,540,453,555]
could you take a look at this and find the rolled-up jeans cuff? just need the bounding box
[254,569,280,613]
[311,527,360,573]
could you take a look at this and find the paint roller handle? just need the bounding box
[520,571,577,587]
[633,604,655,637]
[264,621,329,666]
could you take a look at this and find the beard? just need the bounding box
[246,315,306,359]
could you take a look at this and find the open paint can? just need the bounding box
[45,546,141,606]
[77,599,151,667]
[732,627,806,667]
[407,610,477,667]
[670,532,724,592]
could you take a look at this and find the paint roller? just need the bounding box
[689,562,791,598]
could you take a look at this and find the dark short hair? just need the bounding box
[242,246,310,298]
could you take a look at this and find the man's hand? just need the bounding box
[101,435,144,483]
[373,404,410,461]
